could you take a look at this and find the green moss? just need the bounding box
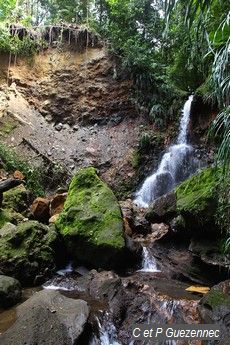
[56,167,125,268]
[0,210,10,228]
[3,186,29,213]
[0,220,58,283]
[176,167,218,214]
[203,290,230,308]
[0,121,17,137]
[131,149,141,169]
[0,142,44,196]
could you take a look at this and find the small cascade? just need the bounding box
[90,317,121,345]
[56,262,74,276]
[139,247,161,273]
[135,95,197,208]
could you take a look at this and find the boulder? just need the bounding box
[0,221,58,284]
[56,167,126,269]
[31,197,50,223]
[50,193,67,216]
[146,167,219,235]
[175,167,218,233]
[0,275,22,308]
[146,191,177,223]
[120,199,150,235]
[0,290,89,345]
[150,223,169,241]
[199,280,230,344]
[2,185,30,214]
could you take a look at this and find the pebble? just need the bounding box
[55,123,63,131]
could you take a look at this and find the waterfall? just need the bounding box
[139,247,161,273]
[135,95,195,208]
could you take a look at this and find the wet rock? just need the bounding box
[170,214,186,234]
[0,221,58,285]
[87,270,121,300]
[113,274,201,344]
[199,280,230,344]
[50,193,67,217]
[0,290,89,345]
[31,197,50,223]
[0,275,22,308]
[150,223,169,241]
[189,238,230,269]
[56,167,127,269]
[120,199,150,235]
[146,191,177,223]
[149,241,228,285]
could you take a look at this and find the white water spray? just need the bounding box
[90,317,122,345]
[135,95,195,208]
[139,246,161,272]
[56,262,73,276]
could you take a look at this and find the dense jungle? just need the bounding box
[0,1,229,344]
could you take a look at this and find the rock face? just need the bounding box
[0,290,89,345]
[0,275,22,308]
[56,167,126,268]
[199,280,230,345]
[0,221,58,284]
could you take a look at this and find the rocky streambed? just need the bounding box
[0,166,229,345]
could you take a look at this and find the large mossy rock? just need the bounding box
[0,221,58,285]
[146,167,219,234]
[56,167,126,268]
[175,167,218,228]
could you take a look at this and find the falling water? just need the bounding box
[56,262,73,276]
[140,247,161,272]
[135,95,195,208]
[90,317,122,345]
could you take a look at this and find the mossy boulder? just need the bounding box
[146,167,219,235]
[3,185,31,214]
[0,275,22,308]
[56,167,126,269]
[176,167,218,221]
[0,209,11,228]
[0,209,25,229]
[0,221,58,285]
